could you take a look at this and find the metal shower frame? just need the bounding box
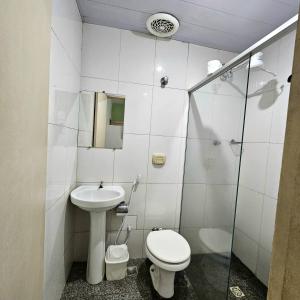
[188,14,298,94]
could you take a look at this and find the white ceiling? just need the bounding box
[76,0,299,52]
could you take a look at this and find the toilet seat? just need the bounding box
[146,245,190,272]
[146,230,191,271]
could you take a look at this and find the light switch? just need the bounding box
[152,153,166,166]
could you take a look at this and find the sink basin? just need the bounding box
[71,185,125,284]
[71,185,125,212]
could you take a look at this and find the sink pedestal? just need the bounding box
[70,185,125,284]
[87,211,106,284]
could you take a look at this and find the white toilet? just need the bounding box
[145,229,191,298]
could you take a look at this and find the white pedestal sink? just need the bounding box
[71,185,125,284]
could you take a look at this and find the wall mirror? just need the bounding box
[78,91,125,149]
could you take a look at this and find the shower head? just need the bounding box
[146,13,179,37]
[247,52,277,76]
[248,52,264,69]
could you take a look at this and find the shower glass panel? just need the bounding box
[180,58,250,300]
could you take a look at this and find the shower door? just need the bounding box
[180,58,250,300]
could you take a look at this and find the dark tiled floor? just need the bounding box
[61,255,267,300]
[61,259,198,300]
[186,254,267,300]
[186,253,230,299]
[228,255,268,300]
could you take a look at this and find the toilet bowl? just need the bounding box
[145,230,191,298]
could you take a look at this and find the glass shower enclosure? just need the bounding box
[179,18,296,299]
[180,58,250,299]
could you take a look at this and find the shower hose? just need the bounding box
[114,177,138,245]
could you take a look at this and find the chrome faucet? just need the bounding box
[99,181,104,189]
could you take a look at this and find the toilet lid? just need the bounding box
[146,230,191,264]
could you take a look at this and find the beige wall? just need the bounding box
[268,19,300,300]
[0,1,51,299]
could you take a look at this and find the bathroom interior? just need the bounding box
[2,0,300,300]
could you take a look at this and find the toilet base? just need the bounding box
[149,264,175,298]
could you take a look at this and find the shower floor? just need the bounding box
[186,254,267,300]
[61,255,267,300]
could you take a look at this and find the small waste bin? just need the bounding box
[105,244,129,281]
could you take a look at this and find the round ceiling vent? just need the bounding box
[146,13,179,38]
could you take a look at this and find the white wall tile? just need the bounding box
[65,128,78,191]
[235,187,264,242]
[119,31,155,85]
[78,91,94,134]
[108,230,144,258]
[260,196,277,252]
[205,184,236,229]
[233,228,259,273]
[114,134,149,183]
[256,247,272,286]
[44,196,64,283]
[46,125,67,210]
[180,227,205,254]
[49,32,80,127]
[184,139,210,184]
[80,77,118,94]
[239,143,269,193]
[154,39,188,89]
[147,136,185,184]
[44,194,73,299]
[78,131,93,147]
[174,185,183,229]
[186,44,218,89]
[277,30,296,89]
[247,40,280,96]
[51,0,82,71]
[81,24,120,80]
[218,50,236,63]
[181,184,206,228]
[188,91,213,139]
[211,94,244,141]
[118,82,152,135]
[142,230,152,258]
[49,90,80,130]
[111,183,146,230]
[44,251,67,300]
[185,138,240,187]
[63,243,74,281]
[201,71,247,97]
[49,31,80,93]
[269,87,290,143]
[151,87,188,137]
[110,215,137,232]
[74,206,90,233]
[243,91,275,143]
[77,147,115,182]
[265,144,284,199]
[207,140,240,185]
[46,1,81,298]
[74,232,89,261]
[144,184,180,229]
